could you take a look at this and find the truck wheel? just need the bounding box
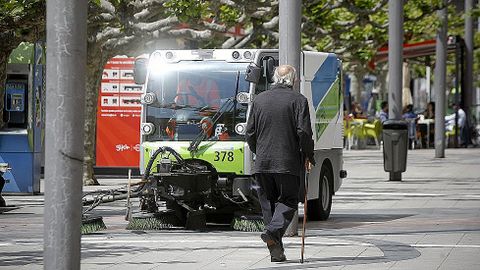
[307,164,333,221]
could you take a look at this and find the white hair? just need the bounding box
[272,65,296,87]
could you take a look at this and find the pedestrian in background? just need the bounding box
[246,65,315,262]
[445,103,466,132]
[445,103,468,146]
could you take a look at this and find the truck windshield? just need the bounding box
[145,61,249,142]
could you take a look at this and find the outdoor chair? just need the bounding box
[362,119,382,148]
[343,119,354,150]
[405,118,418,149]
[445,127,461,147]
[344,118,366,150]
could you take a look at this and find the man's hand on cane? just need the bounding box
[305,159,312,173]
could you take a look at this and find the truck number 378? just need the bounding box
[214,151,234,162]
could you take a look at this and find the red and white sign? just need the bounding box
[96,57,142,167]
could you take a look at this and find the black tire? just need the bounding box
[307,164,333,221]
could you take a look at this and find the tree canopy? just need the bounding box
[0,0,478,183]
[0,0,45,39]
[301,1,456,70]
[0,0,45,128]
[81,0,277,184]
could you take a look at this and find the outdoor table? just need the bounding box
[417,118,434,148]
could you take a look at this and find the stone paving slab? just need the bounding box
[437,248,480,270]
[1,148,480,269]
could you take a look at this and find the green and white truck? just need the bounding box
[132,49,346,229]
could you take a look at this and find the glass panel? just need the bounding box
[145,61,249,141]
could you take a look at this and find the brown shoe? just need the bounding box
[261,231,286,262]
[261,231,277,246]
[268,244,286,262]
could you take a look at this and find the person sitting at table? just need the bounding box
[402,104,417,119]
[351,101,367,119]
[419,102,435,147]
[378,101,388,124]
[424,101,435,119]
[402,104,417,149]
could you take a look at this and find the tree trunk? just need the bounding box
[402,62,412,108]
[82,45,110,186]
[376,67,388,101]
[0,46,16,129]
[352,66,366,105]
[0,51,9,129]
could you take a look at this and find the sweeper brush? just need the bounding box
[231,214,265,232]
[81,215,106,234]
[126,211,182,230]
[82,146,264,232]
[81,185,137,234]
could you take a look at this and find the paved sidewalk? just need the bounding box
[1,148,479,269]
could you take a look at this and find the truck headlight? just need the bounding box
[235,123,246,135]
[165,51,174,59]
[141,92,157,105]
[232,51,240,60]
[152,51,161,60]
[141,123,155,135]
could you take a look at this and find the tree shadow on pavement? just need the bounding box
[252,237,421,270]
[307,213,413,230]
[0,250,43,267]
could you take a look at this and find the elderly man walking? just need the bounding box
[246,65,315,262]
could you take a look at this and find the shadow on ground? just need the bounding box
[252,237,421,270]
[308,213,413,230]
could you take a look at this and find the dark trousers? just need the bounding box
[255,173,300,242]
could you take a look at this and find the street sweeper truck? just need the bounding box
[122,49,346,231]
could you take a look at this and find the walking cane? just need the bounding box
[300,167,309,263]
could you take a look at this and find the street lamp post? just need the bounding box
[386,0,405,181]
[434,1,448,158]
[465,0,474,116]
[388,0,404,121]
[44,0,87,269]
[279,0,301,236]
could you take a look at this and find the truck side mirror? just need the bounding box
[265,57,275,83]
[245,64,261,83]
[134,57,148,85]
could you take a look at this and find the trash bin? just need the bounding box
[382,120,408,181]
